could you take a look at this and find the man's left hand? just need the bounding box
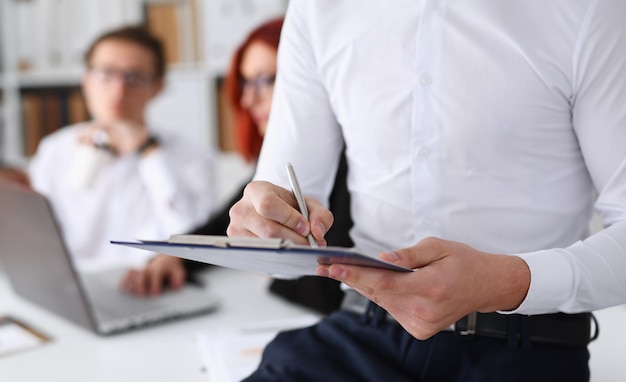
[317,236,530,340]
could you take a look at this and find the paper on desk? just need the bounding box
[195,315,320,381]
[0,316,50,358]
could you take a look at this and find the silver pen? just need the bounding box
[286,162,318,247]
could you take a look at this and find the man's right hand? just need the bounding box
[227,180,334,246]
[77,120,151,156]
[121,254,186,296]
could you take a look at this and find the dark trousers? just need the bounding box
[243,306,590,382]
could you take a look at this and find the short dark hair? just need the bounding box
[84,25,165,79]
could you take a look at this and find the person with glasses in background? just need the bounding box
[121,17,353,315]
[28,26,217,268]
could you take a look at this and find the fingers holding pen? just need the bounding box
[228,181,330,245]
[305,196,333,245]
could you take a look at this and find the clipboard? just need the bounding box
[111,235,412,277]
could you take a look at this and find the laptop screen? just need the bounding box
[0,181,96,332]
[0,181,219,336]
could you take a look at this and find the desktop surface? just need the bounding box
[0,265,319,382]
[0,264,624,381]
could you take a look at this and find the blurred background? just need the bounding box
[0,0,288,201]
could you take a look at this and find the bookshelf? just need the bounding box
[0,0,145,167]
[0,0,288,168]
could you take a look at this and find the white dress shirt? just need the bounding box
[29,123,216,267]
[254,0,626,314]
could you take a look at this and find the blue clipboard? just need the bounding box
[111,235,412,277]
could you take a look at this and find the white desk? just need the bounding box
[1,265,625,381]
[0,267,318,382]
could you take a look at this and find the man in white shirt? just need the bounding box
[228,0,626,380]
[29,26,216,267]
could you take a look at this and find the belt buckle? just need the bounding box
[456,312,477,336]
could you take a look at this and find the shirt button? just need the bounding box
[421,219,432,228]
[420,74,432,86]
[418,147,431,158]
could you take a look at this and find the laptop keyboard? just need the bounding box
[80,270,177,323]
[76,267,217,334]
[88,284,173,320]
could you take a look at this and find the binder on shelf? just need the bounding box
[145,0,199,65]
[67,89,89,125]
[20,87,89,156]
[146,3,181,65]
[22,93,43,157]
[215,76,235,152]
[42,91,62,137]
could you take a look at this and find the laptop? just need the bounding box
[0,181,219,335]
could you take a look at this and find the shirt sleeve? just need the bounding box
[137,134,217,235]
[254,0,344,206]
[28,128,68,195]
[511,0,626,314]
[28,143,52,195]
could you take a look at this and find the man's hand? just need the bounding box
[121,254,186,296]
[227,180,334,246]
[78,121,152,156]
[0,168,30,188]
[317,237,530,340]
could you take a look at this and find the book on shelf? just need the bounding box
[42,91,62,138]
[21,87,89,156]
[67,89,90,125]
[216,76,236,152]
[22,93,42,157]
[145,0,199,65]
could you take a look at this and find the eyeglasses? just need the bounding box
[240,74,276,99]
[88,66,156,88]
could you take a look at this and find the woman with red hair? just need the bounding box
[227,17,283,163]
[122,17,352,314]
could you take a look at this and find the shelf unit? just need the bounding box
[0,0,145,167]
[0,0,288,168]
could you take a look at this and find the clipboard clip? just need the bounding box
[168,234,292,249]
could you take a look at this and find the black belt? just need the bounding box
[340,290,598,347]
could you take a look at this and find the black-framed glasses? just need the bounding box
[88,66,156,88]
[239,74,276,98]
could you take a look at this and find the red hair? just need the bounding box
[225,17,284,163]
